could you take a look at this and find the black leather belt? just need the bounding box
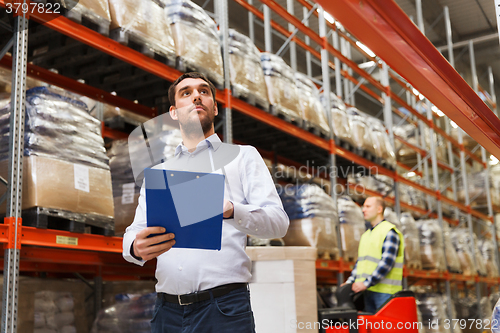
[158,283,247,306]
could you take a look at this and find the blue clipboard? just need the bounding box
[145,168,225,251]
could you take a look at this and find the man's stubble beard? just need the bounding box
[179,106,215,137]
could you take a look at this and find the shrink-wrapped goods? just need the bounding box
[279,184,339,259]
[369,120,397,167]
[416,220,446,271]
[337,196,366,262]
[346,108,376,155]
[442,223,462,273]
[450,229,476,276]
[0,87,114,225]
[416,294,451,333]
[477,239,499,277]
[394,124,447,163]
[165,0,223,86]
[295,72,329,134]
[457,170,500,207]
[61,0,111,35]
[400,213,422,269]
[383,207,402,230]
[261,53,302,123]
[319,92,353,145]
[108,0,175,59]
[109,130,182,236]
[227,29,269,109]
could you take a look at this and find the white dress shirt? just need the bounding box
[122,134,289,294]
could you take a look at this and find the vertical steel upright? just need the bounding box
[331,29,342,99]
[303,7,312,77]
[216,0,232,144]
[248,0,255,43]
[264,5,272,53]
[2,11,28,333]
[286,0,297,71]
[319,7,342,285]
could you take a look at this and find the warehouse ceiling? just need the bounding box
[193,0,500,119]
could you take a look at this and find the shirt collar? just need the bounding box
[174,133,222,156]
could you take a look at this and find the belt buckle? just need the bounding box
[178,294,193,306]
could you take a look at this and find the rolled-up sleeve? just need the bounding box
[226,147,289,238]
[122,186,147,266]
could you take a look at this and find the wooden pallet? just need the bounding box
[302,121,329,139]
[231,85,270,112]
[110,28,176,68]
[269,105,303,127]
[19,207,114,236]
[406,261,422,270]
[62,6,110,36]
[176,57,224,90]
[319,251,340,261]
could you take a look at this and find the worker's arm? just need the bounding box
[225,146,289,238]
[363,230,400,288]
[343,261,358,285]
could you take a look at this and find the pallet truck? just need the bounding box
[318,283,419,333]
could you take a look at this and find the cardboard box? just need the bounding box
[246,246,318,333]
[0,155,114,218]
[113,193,139,236]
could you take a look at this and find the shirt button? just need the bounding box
[178,266,183,271]
[255,228,258,231]
[238,219,242,224]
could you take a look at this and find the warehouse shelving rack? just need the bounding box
[1,0,500,331]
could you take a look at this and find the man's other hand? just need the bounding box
[351,281,368,293]
[223,200,234,218]
[133,227,175,261]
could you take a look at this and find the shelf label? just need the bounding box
[56,235,78,246]
[74,164,90,192]
[121,183,136,205]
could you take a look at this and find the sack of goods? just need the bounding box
[295,72,329,135]
[279,184,339,259]
[450,228,477,276]
[369,120,396,168]
[442,223,462,273]
[319,92,352,145]
[415,220,446,271]
[399,180,427,213]
[346,108,376,156]
[261,53,302,123]
[457,170,499,207]
[0,87,114,230]
[34,291,77,333]
[92,293,156,333]
[383,207,402,230]
[227,29,269,110]
[109,130,182,236]
[477,238,499,277]
[108,0,176,59]
[337,196,366,262]
[400,213,422,270]
[416,293,455,333]
[60,0,111,35]
[166,0,224,87]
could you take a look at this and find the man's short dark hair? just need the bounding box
[168,72,216,106]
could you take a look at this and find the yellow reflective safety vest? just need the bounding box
[354,220,404,294]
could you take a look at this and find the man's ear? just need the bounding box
[214,102,218,116]
[169,105,178,120]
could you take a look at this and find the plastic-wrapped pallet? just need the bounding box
[399,180,427,213]
[416,294,450,333]
[416,220,446,271]
[91,293,156,333]
[0,87,114,226]
[400,213,422,270]
[369,119,397,167]
[279,184,339,259]
[227,29,269,110]
[457,170,499,207]
[295,72,329,135]
[442,223,462,273]
[346,107,376,156]
[319,92,353,146]
[109,131,181,236]
[337,196,366,262]
[165,0,223,87]
[108,0,175,60]
[450,229,476,276]
[477,238,499,277]
[383,207,402,230]
[61,0,111,35]
[472,234,488,276]
[394,124,419,162]
[34,291,77,333]
[261,53,302,123]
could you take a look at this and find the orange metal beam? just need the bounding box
[316,0,500,159]
[397,162,423,177]
[102,126,129,140]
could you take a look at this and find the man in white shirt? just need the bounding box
[123,72,289,333]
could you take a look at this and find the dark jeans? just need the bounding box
[364,290,392,313]
[151,287,256,333]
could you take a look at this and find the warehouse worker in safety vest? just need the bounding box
[342,196,404,313]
